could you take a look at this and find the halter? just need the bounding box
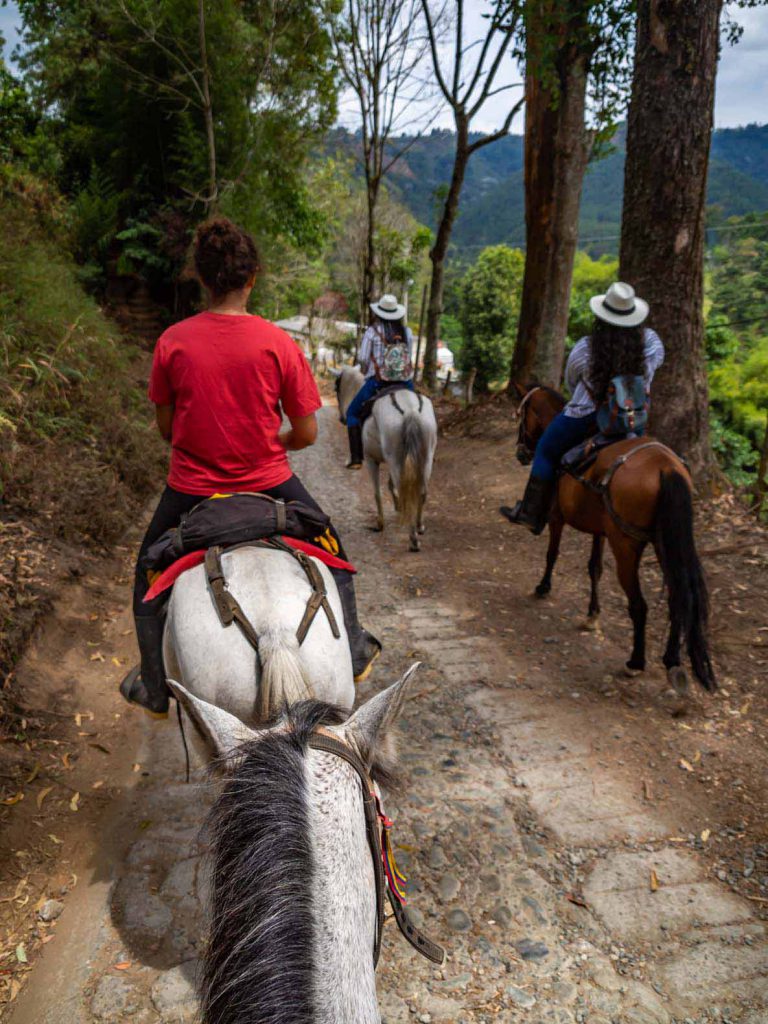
[307,729,445,969]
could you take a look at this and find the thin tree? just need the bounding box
[420,0,525,388]
[619,0,724,482]
[509,0,633,388]
[330,0,427,323]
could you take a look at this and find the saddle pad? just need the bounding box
[144,537,356,603]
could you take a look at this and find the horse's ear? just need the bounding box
[341,662,420,770]
[512,380,528,398]
[168,680,260,759]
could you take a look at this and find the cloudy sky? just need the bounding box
[1,2,766,132]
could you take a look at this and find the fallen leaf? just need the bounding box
[15,944,27,964]
[679,758,694,773]
[9,979,21,1001]
[2,792,24,806]
[61,753,72,770]
[668,836,686,843]
[92,780,104,790]
[139,820,152,830]
[642,779,653,801]
[650,870,659,892]
[566,892,588,908]
[69,792,80,812]
[89,743,111,755]
[113,961,132,971]
[132,763,141,773]
[40,934,55,945]
[89,652,105,662]
[36,786,53,810]
[701,828,711,843]
[692,750,701,764]
[48,834,63,845]
[111,657,122,667]
[25,764,40,784]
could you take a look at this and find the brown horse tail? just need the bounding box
[398,412,426,527]
[656,471,717,692]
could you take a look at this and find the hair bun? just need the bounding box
[193,217,261,297]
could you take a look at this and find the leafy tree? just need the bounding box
[458,245,524,392]
[566,250,618,350]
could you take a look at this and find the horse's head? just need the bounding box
[335,364,364,423]
[512,381,564,466]
[168,665,434,1020]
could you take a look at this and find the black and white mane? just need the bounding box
[203,701,345,1024]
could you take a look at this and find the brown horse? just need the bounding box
[513,383,716,696]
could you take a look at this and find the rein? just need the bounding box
[516,386,544,455]
[307,729,445,969]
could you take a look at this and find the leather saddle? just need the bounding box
[359,382,413,425]
[560,432,638,476]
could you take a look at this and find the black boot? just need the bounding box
[346,425,363,469]
[119,616,170,717]
[331,569,381,682]
[499,476,556,536]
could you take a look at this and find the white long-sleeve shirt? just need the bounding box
[359,324,414,379]
[564,328,665,418]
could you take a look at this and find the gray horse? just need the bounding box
[169,664,420,1024]
[335,366,438,551]
[162,546,355,761]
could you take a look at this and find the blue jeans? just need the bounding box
[532,412,598,482]
[346,378,414,428]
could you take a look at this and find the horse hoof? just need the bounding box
[534,585,550,599]
[580,615,601,633]
[667,665,689,696]
[623,663,644,678]
[409,538,421,552]
[417,524,426,535]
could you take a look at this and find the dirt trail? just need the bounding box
[2,400,767,1024]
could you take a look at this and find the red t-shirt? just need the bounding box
[149,312,321,495]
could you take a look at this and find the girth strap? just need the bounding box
[204,540,341,652]
[307,731,445,969]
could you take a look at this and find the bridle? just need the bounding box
[516,386,543,463]
[307,729,445,969]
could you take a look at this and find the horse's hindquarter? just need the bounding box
[561,437,689,539]
[371,391,437,467]
[165,547,354,724]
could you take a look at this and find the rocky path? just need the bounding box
[6,403,767,1024]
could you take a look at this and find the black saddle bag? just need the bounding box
[141,492,330,575]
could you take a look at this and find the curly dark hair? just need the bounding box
[588,317,646,404]
[193,217,261,297]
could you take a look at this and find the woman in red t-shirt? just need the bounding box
[120,218,380,715]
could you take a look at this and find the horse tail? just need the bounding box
[257,626,311,719]
[656,470,717,692]
[398,411,427,527]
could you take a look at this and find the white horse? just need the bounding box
[169,664,422,1024]
[162,546,355,756]
[334,365,438,552]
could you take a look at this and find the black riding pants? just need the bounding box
[133,476,347,617]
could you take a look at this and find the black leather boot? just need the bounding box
[499,476,556,536]
[346,424,363,469]
[119,616,170,717]
[331,569,381,682]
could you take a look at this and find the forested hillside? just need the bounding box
[327,123,768,253]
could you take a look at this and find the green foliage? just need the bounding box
[458,245,524,391]
[567,250,618,345]
[0,197,164,540]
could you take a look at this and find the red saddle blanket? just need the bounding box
[144,537,356,603]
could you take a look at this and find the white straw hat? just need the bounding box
[370,293,406,321]
[590,282,649,328]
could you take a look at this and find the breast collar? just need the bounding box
[307,729,445,969]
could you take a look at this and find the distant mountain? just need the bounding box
[326,123,768,257]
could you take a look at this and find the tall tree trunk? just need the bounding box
[364,179,378,317]
[509,12,591,388]
[620,0,722,483]
[424,124,469,389]
[198,0,217,208]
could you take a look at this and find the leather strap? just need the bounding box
[598,441,679,544]
[307,731,445,969]
[204,540,340,652]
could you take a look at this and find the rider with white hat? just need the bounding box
[345,294,416,468]
[500,282,664,533]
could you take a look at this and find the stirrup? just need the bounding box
[119,666,170,719]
